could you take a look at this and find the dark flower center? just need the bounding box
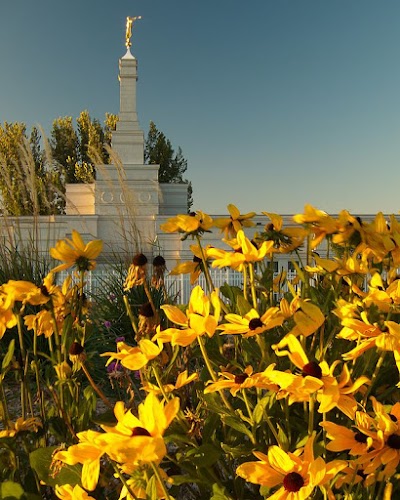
[283,472,304,492]
[131,427,151,437]
[40,285,50,297]
[301,361,322,379]
[193,256,202,263]
[152,255,166,267]
[75,256,91,271]
[249,318,263,330]
[69,342,84,355]
[354,432,368,443]
[390,414,398,422]
[139,302,155,317]
[132,253,148,266]
[387,433,400,449]
[234,373,249,384]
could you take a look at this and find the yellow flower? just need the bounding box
[0,416,42,438]
[153,286,220,347]
[102,339,163,371]
[287,299,325,338]
[293,204,339,249]
[236,433,346,499]
[0,299,17,339]
[169,244,211,284]
[273,334,369,417]
[50,230,103,273]
[54,430,104,491]
[99,394,179,465]
[55,484,95,500]
[160,211,213,238]
[218,307,285,337]
[208,230,275,271]
[142,370,199,394]
[259,212,306,253]
[213,204,256,238]
[320,412,375,455]
[204,365,278,396]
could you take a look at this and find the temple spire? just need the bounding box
[111,17,144,164]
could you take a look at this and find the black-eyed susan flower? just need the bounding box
[293,204,339,249]
[55,484,95,500]
[102,338,163,371]
[54,429,104,491]
[204,365,278,396]
[98,393,179,465]
[259,212,306,253]
[142,369,199,395]
[213,204,256,239]
[273,334,369,417]
[218,307,285,338]
[160,211,213,239]
[50,230,103,273]
[0,416,42,438]
[236,433,346,499]
[153,285,220,347]
[124,253,148,290]
[286,299,325,338]
[320,411,375,455]
[151,254,167,289]
[169,244,211,285]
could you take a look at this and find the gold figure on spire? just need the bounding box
[125,16,142,49]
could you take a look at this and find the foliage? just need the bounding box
[4,206,400,498]
[145,121,193,211]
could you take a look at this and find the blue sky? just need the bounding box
[1,1,400,215]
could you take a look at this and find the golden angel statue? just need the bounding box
[125,16,142,48]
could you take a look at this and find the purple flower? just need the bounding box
[104,320,112,329]
[116,336,125,343]
[107,361,122,373]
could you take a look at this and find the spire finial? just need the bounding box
[125,16,142,49]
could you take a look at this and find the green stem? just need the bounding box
[197,336,234,411]
[308,394,315,436]
[195,234,214,294]
[109,459,139,500]
[363,351,386,405]
[248,263,258,310]
[150,462,172,500]
[123,295,139,337]
[81,362,114,409]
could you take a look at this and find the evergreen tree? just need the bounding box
[144,121,192,210]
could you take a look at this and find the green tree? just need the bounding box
[144,121,193,210]
[50,116,78,183]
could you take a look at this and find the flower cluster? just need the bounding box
[2,205,400,499]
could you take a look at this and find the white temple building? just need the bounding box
[0,41,381,301]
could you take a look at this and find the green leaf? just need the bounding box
[145,475,158,500]
[210,483,233,500]
[185,444,222,467]
[236,296,252,317]
[220,442,254,458]
[1,340,15,373]
[202,412,221,443]
[169,475,203,486]
[253,395,271,425]
[0,480,25,499]
[29,447,82,488]
[221,416,254,441]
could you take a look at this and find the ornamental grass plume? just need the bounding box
[6,204,400,499]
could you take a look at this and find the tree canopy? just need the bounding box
[0,114,192,215]
[145,121,193,210]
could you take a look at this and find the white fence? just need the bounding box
[58,266,298,304]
